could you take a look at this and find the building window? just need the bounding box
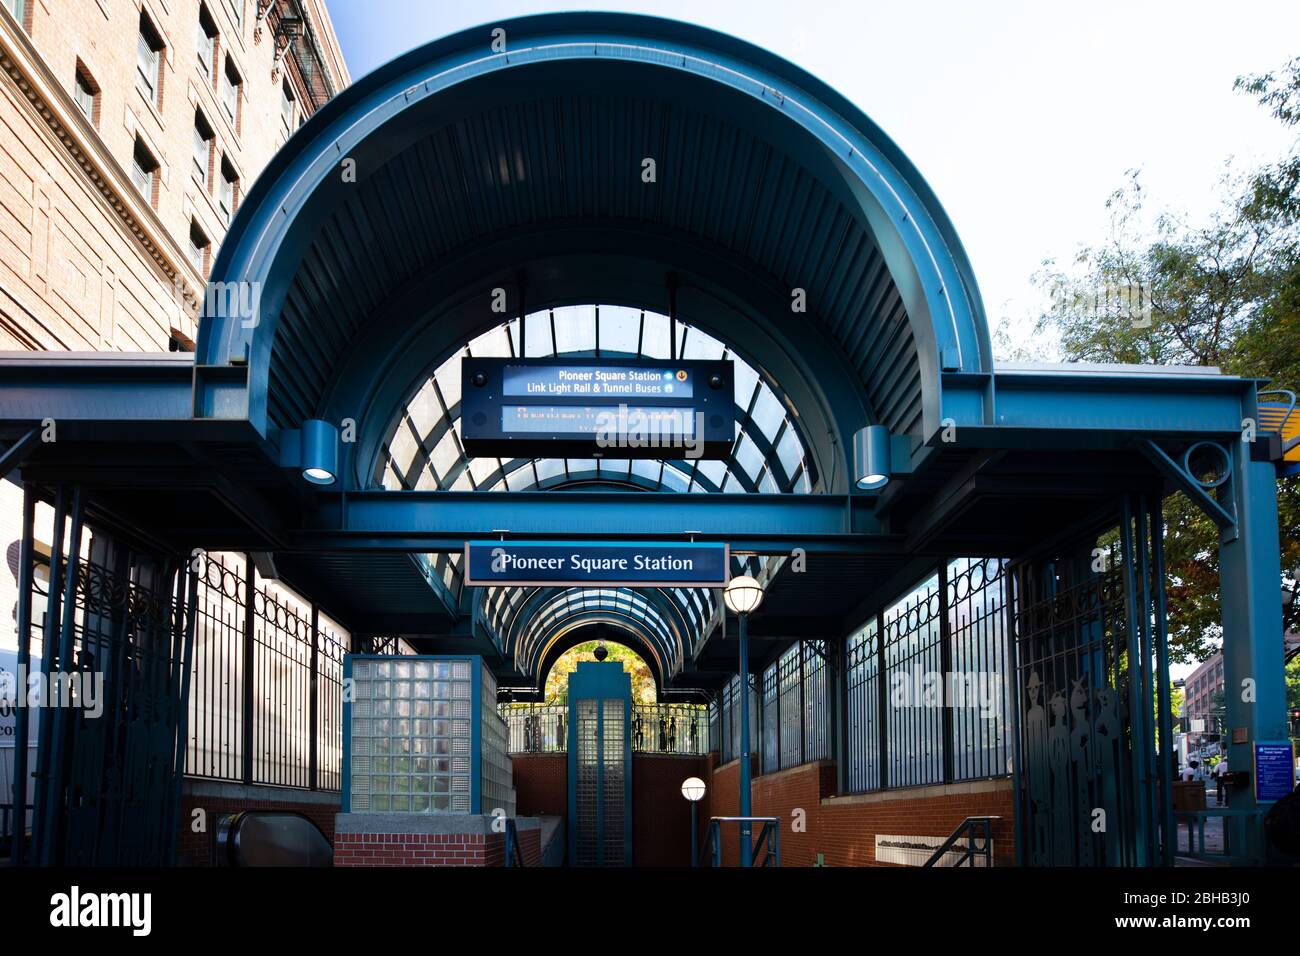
[74,63,100,126]
[131,137,160,205]
[197,4,218,79]
[188,221,210,274]
[217,158,238,223]
[2,0,26,28]
[220,58,242,127]
[137,13,165,109]
[193,112,214,187]
[280,80,296,133]
[226,0,242,30]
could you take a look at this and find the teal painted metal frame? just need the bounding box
[566,662,633,866]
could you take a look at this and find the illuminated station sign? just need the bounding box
[460,357,735,459]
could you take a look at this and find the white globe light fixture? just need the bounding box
[681,776,707,802]
[723,574,764,615]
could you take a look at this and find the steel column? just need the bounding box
[38,484,83,866]
[310,604,319,791]
[1219,445,1289,863]
[242,552,255,784]
[737,610,753,867]
[10,483,36,864]
[1149,496,1176,865]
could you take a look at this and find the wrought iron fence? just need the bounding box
[6,498,197,865]
[187,554,247,781]
[183,552,348,791]
[844,557,1010,795]
[717,673,759,764]
[631,704,709,755]
[500,702,710,755]
[759,640,832,773]
[501,704,567,753]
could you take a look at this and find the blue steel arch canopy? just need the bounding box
[195,11,994,488]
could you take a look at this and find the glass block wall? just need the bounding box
[344,655,515,814]
[479,666,516,816]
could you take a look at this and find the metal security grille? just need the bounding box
[8,487,198,866]
[802,642,829,762]
[1012,497,1172,866]
[574,700,599,866]
[187,554,246,781]
[315,616,347,791]
[182,554,348,791]
[1014,553,1130,865]
[250,583,314,788]
[761,664,778,773]
[948,558,1012,780]
[883,573,944,788]
[601,700,626,866]
[718,673,757,764]
[778,644,801,769]
[845,619,882,791]
[755,640,832,773]
[843,558,1010,795]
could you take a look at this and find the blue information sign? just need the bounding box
[464,541,730,587]
[460,357,734,459]
[503,364,694,399]
[1254,740,1296,802]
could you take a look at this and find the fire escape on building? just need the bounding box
[256,0,339,112]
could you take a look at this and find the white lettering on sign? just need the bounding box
[487,549,697,575]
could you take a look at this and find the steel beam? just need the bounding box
[288,491,886,553]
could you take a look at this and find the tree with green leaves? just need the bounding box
[1031,57,1300,664]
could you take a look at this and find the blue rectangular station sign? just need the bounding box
[463,541,730,587]
[1253,740,1296,802]
[460,357,734,460]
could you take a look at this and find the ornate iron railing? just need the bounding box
[500,702,710,755]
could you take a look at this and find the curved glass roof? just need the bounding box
[376,306,811,683]
[373,305,817,496]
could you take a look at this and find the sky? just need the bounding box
[323,0,1300,358]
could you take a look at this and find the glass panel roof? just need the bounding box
[372,306,817,681]
[373,306,816,496]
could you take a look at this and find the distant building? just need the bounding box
[0,0,349,654]
[1183,650,1225,749]
[0,0,348,353]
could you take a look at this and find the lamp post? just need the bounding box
[681,776,707,866]
[723,574,764,867]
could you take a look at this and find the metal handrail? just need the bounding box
[700,816,781,867]
[1259,389,1299,452]
[499,701,710,755]
[922,816,999,867]
[504,818,525,868]
[1173,807,1268,864]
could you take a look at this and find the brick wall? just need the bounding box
[333,827,541,867]
[511,753,567,817]
[631,753,710,866]
[708,758,1015,866]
